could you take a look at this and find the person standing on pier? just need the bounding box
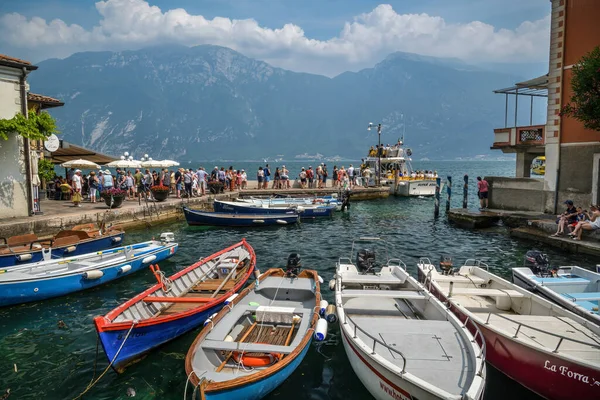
[196,167,207,196]
[88,171,98,203]
[322,164,328,188]
[72,169,82,207]
[174,168,182,198]
[263,164,271,189]
[134,168,143,199]
[257,167,264,189]
[273,167,281,189]
[476,176,489,211]
[307,166,314,188]
[316,165,323,188]
[347,165,354,189]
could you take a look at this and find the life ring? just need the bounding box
[232,351,279,367]
[312,199,324,204]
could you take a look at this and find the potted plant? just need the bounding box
[207,180,224,194]
[100,187,127,208]
[150,184,170,202]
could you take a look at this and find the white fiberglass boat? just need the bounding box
[418,258,600,400]
[335,238,486,400]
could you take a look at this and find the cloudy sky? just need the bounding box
[0,0,551,76]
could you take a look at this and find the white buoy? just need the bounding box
[319,300,328,316]
[142,255,157,264]
[225,293,239,304]
[276,220,288,224]
[119,265,132,274]
[16,254,33,262]
[325,304,337,323]
[112,236,122,243]
[64,246,77,253]
[328,279,335,291]
[314,318,328,341]
[317,275,324,284]
[83,270,104,280]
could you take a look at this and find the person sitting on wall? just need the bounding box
[552,200,578,237]
[569,205,600,241]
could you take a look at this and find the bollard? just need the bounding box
[446,176,452,212]
[434,177,441,217]
[463,174,468,209]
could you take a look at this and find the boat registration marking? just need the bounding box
[379,381,411,400]
[544,360,600,386]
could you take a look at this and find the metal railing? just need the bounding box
[460,315,487,376]
[343,313,407,374]
[483,313,600,353]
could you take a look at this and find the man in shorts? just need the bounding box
[134,168,143,199]
[196,167,207,196]
[476,176,489,210]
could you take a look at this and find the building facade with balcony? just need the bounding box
[490,0,600,213]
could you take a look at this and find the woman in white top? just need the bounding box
[570,205,600,240]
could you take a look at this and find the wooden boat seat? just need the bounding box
[192,279,236,292]
[5,233,39,247]
[449,288,525,298]
[52,235,81,247]
[341,289,426,299]
[202,339,294,355]
[71,223,97,232]
[54,230,92,241]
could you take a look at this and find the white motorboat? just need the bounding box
[417,257,600,400]
[511,251,600,325]
[362,144,437,196]
[335,238,486,400]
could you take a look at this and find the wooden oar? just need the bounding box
[216,322,258,372]
[143,296,212,303]
[278,318,298,361]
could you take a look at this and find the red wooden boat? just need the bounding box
[94,239,256,372]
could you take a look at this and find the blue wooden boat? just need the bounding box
[214,200,335,218]
[94,239,256,372]
[184,268,320,400]
[0,233,178,307]
[183,207,299,227]
[0,224,125,268]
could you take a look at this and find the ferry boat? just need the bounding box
[531,156,546,175]
[363,142,437,196]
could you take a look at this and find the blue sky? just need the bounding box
[0,0,551,76]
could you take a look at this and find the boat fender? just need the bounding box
[317,275,324,284]
[297,206,305,212]
[16,254,33,262]
[225,293,239,304]
[64,246,77,253]
[254,269,261,279]
[325,305,337,323]
[119,265,132,274]
[142,255,157,264]
[112,236,122,243]
[495,296,512,311]
[328,279,336,291]
[252,220,265,224]
[314,318,328,341]
[203,313,219,327]
[276,220,288,225]
[83,270,104,280]
[319,300,328,316]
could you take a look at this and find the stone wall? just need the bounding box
[0,66,29,219]
[486,176,546,212]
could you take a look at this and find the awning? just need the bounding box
[493,73,549,97]
[47,140,117,165]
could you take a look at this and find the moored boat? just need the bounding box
[237,195,343,211]
[215,200,335,218]
[418,257,600,400]
[512,251,600,325]
[184,263,320,400]
[94,239,256,372]
[183,207,299,227]
[336,238,486,400]
[0,233,177,307]
[0,223,125,268]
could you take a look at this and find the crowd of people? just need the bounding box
[553,200,600,240]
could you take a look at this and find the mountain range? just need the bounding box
[28,45,525,161]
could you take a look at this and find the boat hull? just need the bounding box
[96,301,225,371]
[0,244,177,307]
[204,338,312,400]
[0,232,125,268]
[393,180,437,197]
[183,207,299,227]
[419,271,600,400]
[216,200,335,218]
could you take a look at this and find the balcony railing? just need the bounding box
[492,125,545,150]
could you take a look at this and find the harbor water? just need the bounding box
[1,161,592,399]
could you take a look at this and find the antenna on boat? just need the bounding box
[401,113,405,144]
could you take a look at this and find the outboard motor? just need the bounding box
[286,253,302,277]
[357,249,376,274]
[439,255,453,275]
[340,189,351,212]
[524,250,550,275]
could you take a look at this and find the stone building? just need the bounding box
[489,0,600,213]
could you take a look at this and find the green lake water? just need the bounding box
[1,161,591,399]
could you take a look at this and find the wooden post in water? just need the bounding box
[434,177,441,217]
[463,174,468,209]
[446,176,452,212]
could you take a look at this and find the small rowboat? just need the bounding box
[0,233,177,307]
[183,207,299,227]
[185,267,320,400]
[214,200,335,218]
[0,223,125,268]
[94,239,256,372]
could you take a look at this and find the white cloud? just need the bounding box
[0,0,550,76]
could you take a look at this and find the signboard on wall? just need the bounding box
[44,134,59,152]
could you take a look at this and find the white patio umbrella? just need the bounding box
[160,160,180,167]
[141,159,167,168]
[61,159,101,169]
[106,159,142,169]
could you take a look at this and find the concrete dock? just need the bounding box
[447,208,550,229]
[0,185,389,238]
